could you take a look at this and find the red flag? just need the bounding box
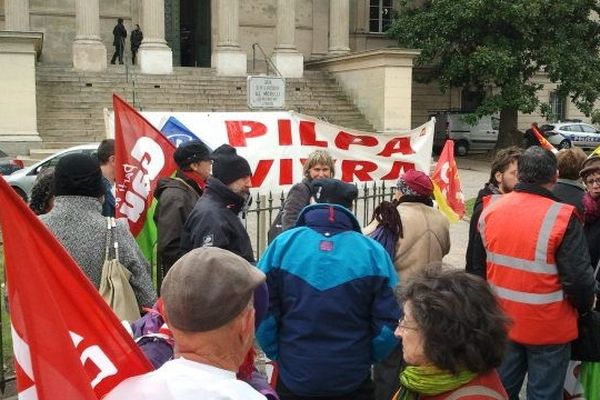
[0,178,152,399]
[431,140,465,222]
[113,95,178,259]
[531,124,559,154]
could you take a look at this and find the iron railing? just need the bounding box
[0,182,395,395]
[251,42,282,77]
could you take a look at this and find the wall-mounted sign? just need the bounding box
[247,76,285,109]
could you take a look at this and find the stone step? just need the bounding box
[34,65,374,151]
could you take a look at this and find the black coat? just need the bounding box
[154,171,203,274]
[131,28,143,50]
[465,183,500,278]
[112,23,127,47]
[552,179,585,219]
[585,216,600,269]
[180,177,255,263]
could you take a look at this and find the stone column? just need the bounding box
[139,0,173,74]
[272,0,303,78]
[213,0,246,76]
[328,0,350,56]
[0,32,43,154]
[72,0,107,72]
[311,0,328,59]
[5,0,29,31]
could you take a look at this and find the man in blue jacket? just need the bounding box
[257,178,401,400]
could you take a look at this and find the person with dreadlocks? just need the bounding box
[364,169,450,285]
[364,169,450,400]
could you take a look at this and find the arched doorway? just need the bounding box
[165,0,211,67]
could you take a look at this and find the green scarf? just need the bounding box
[393,365,477,400]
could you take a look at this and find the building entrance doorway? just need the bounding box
[166,0,211,67]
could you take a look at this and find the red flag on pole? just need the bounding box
[0,178,152,399]
[531,124,559,154]
[113,94,178,261]
[431,140,466,223]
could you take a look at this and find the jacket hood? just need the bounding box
[296,203,362,233]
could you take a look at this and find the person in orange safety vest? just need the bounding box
[478,146,596,400]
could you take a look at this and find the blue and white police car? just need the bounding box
[542,122,600,150]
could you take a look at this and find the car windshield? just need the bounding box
[540,125,554,131]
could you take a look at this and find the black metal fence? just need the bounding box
[244,182,396,259]
[0,182,396,396]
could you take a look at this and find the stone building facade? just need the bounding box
[0,0,592,142]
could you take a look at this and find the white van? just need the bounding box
[432,112,499,156]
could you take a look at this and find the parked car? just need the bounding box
[541,122,600,150]
[4,143,99,202]
[432,111,499,156]
[0,149,24,176]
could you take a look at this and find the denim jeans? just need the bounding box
[498,340,570,400]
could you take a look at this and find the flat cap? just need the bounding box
[161,247,265,332]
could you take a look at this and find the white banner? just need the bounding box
[107,111,434,193]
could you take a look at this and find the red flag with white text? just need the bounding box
[431,140,465,223]
[0,178,152,399]
[113,95,178,261]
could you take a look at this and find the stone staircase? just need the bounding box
[31,64,374,160]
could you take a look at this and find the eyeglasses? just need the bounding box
[397,318,419,331]
[586,177,600,186]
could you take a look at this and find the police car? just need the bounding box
[542,122,600,150]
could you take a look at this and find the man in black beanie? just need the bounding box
[180,144,255,262]
[154,140,212,278]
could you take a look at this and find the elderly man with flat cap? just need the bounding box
[106,247,267,399]
[154,140,212,277]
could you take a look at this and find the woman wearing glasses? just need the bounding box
[577,155,600,400]
[581,155,600,267]
[393,265,509,400]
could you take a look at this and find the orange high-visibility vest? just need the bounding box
[479,191,578,345]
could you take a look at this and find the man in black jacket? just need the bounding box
[110,18,127,65]
[130,24,143,65]
[465,146,521,277]
[154,140,211,279]
[180,144,255,262]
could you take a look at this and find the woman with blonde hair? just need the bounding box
[280,150,335,230]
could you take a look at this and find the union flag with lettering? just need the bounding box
[431,139,465,223]
[0,177,152,399]
[113,95,178,265]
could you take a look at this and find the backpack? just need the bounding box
[367,225,398,260]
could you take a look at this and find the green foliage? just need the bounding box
[389,0,600,127]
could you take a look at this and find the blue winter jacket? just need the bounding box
[257,203,401,397]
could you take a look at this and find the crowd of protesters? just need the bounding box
[24,134,600,400]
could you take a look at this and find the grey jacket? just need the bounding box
[281,178,312,230]
[40,196,156,308]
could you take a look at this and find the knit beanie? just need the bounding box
[211,144,252,185]
[397,170,433,197]
[310,178,358,209]
[173,140,211,169]
[54,153,104,198]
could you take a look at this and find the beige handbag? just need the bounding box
[99,217,140,321]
